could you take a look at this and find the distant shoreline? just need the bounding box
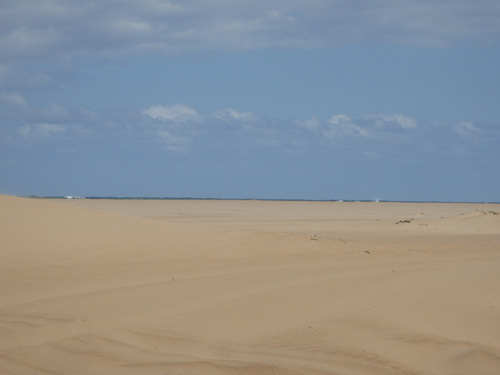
[24,195,500,204]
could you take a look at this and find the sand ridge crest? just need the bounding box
[414,209,500,235]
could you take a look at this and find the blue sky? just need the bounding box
[1,1,499,201]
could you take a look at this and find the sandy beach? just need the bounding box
[1,195,499,375]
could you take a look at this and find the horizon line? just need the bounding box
[22,195,500,205]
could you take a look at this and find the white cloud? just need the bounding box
[320,113,418,139]
[391,114,417,129]
[143,104,202,123]
[0,27,61,61]
[42,104,70,122]
[366,114,418,129]
[213,108,254,122]
[142,104,203,151]
[80,109,100,122]
[329,114,352,126]
[0,93,29,111]
[324,114,369,138]
[19,123,66,137]
[107,19,153,36]
[454,121,482,137]
[157,130,191,153]
[295,116,321,130]
[0,93,73,125]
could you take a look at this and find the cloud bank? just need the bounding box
[1,98,498,200]
[1,0,500,62]
[3,97,496,155]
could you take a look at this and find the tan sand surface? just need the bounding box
[1,195,500,374]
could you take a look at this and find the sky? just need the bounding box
[1,0,500,202]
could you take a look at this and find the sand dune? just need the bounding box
[1,195,499,374]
